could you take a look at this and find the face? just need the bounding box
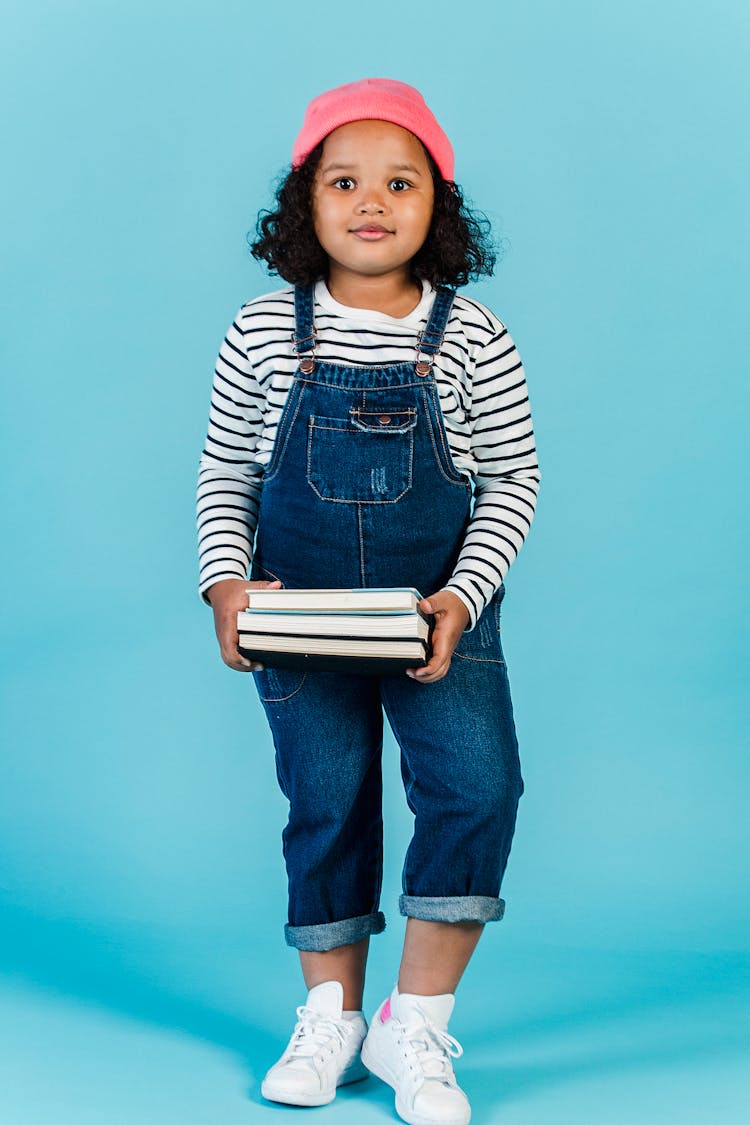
[311,119,435,281]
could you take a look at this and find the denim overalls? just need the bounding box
[250,283,524,952]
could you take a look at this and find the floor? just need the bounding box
[1,929,747,1124]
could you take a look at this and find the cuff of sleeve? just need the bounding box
[443,583,481,633]
[199,568,249,606]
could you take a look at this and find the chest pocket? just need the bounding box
[307,407,418,503]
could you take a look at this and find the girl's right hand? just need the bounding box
[206,577,283,672]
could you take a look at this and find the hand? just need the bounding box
[206,577,283,672]
[406,589,470,684]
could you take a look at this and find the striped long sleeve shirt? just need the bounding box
[196,278,541,630]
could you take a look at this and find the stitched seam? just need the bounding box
[264,385,305,484]
[453,651,505,665]
[256,672,308,702]
[312,419,417,434]
[358,504,366,586]
[307,495,407,505]
[252,562,283,583]
[351,408,416,416]
[431,385,467,483]
[351,423,416,434]
[421,387,469,488]
[351,407,416,429]
[351,415,417,433]
[298,374,426,389]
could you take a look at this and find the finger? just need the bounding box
[235,644,265,671]
[220,642,264,672]
[406,646,450,681]
[427,628,453,668]
[226,656,265,672]
[407,659,449,683]
[236,643,268,666]
[413,652,443,677]
[236,647,266,670]
[419,593,449,616]
[406,622,454,681]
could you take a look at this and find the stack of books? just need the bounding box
[237,587,432,675]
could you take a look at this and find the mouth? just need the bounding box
[350,223,394,241]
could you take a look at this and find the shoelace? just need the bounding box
[286,1004,351,1064]
[401,1004,464,1082]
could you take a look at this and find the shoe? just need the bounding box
[361,985,471,1125]
[260,980,369,1106]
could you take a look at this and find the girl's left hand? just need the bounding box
[406,589,470,683]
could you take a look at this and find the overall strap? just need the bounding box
[415,285,456,376]
[292,284,317,373]
[292,281,456,376]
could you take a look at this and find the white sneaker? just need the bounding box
[261,980,369,1106]
[361,986,471,1125]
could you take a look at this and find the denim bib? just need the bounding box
[250,283,474,599]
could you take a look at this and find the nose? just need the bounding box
[356,188,387,214]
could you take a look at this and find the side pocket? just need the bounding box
[453,591,505,665]
[493,583,506,633]
[253,667,307,703]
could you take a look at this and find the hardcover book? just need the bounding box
[237,587,432,674]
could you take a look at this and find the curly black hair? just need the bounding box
[248,141,498,289]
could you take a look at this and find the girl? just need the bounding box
[196,78,541,1125]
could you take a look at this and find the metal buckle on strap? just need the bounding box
[291,327,317,374]
[416,327,445,350]
[290,328,317,351]
[414,328,444,376]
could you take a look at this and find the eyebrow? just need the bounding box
[320,161,423,175]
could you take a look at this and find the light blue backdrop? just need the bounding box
[1,1,748,1121]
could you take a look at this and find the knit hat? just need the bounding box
[291,77,455,182]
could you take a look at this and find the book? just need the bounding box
[237,586,432,675]
[236,611,429,641]
[244,586,423,614]
[236,646,429,676]
[238,635,427,659]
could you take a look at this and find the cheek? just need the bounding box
[312,196,343,245]
[406,198,434,241]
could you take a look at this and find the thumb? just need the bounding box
[420,590,448,616]
[420,589,467,618]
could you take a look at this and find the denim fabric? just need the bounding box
[251,284,524,951]
[398,896,505,923]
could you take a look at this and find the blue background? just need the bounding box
[1,1,748,1121]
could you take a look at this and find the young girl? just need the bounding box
[196,78,540,1125]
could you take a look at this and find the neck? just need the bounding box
[325,266,423,317]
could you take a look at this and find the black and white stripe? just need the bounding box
[196,281,541,630]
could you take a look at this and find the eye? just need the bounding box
[390,179,411,192]
[333,177,355,190]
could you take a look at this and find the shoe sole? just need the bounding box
[261,1055,369,1107]
[361,1038,470,1125]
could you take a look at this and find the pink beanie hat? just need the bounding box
[291,77,455,182]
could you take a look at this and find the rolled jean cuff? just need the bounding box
[284,911,386,951]
[399,894,505,923]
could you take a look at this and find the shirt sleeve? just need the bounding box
[196,307,266,605]
[444,324,541,630]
